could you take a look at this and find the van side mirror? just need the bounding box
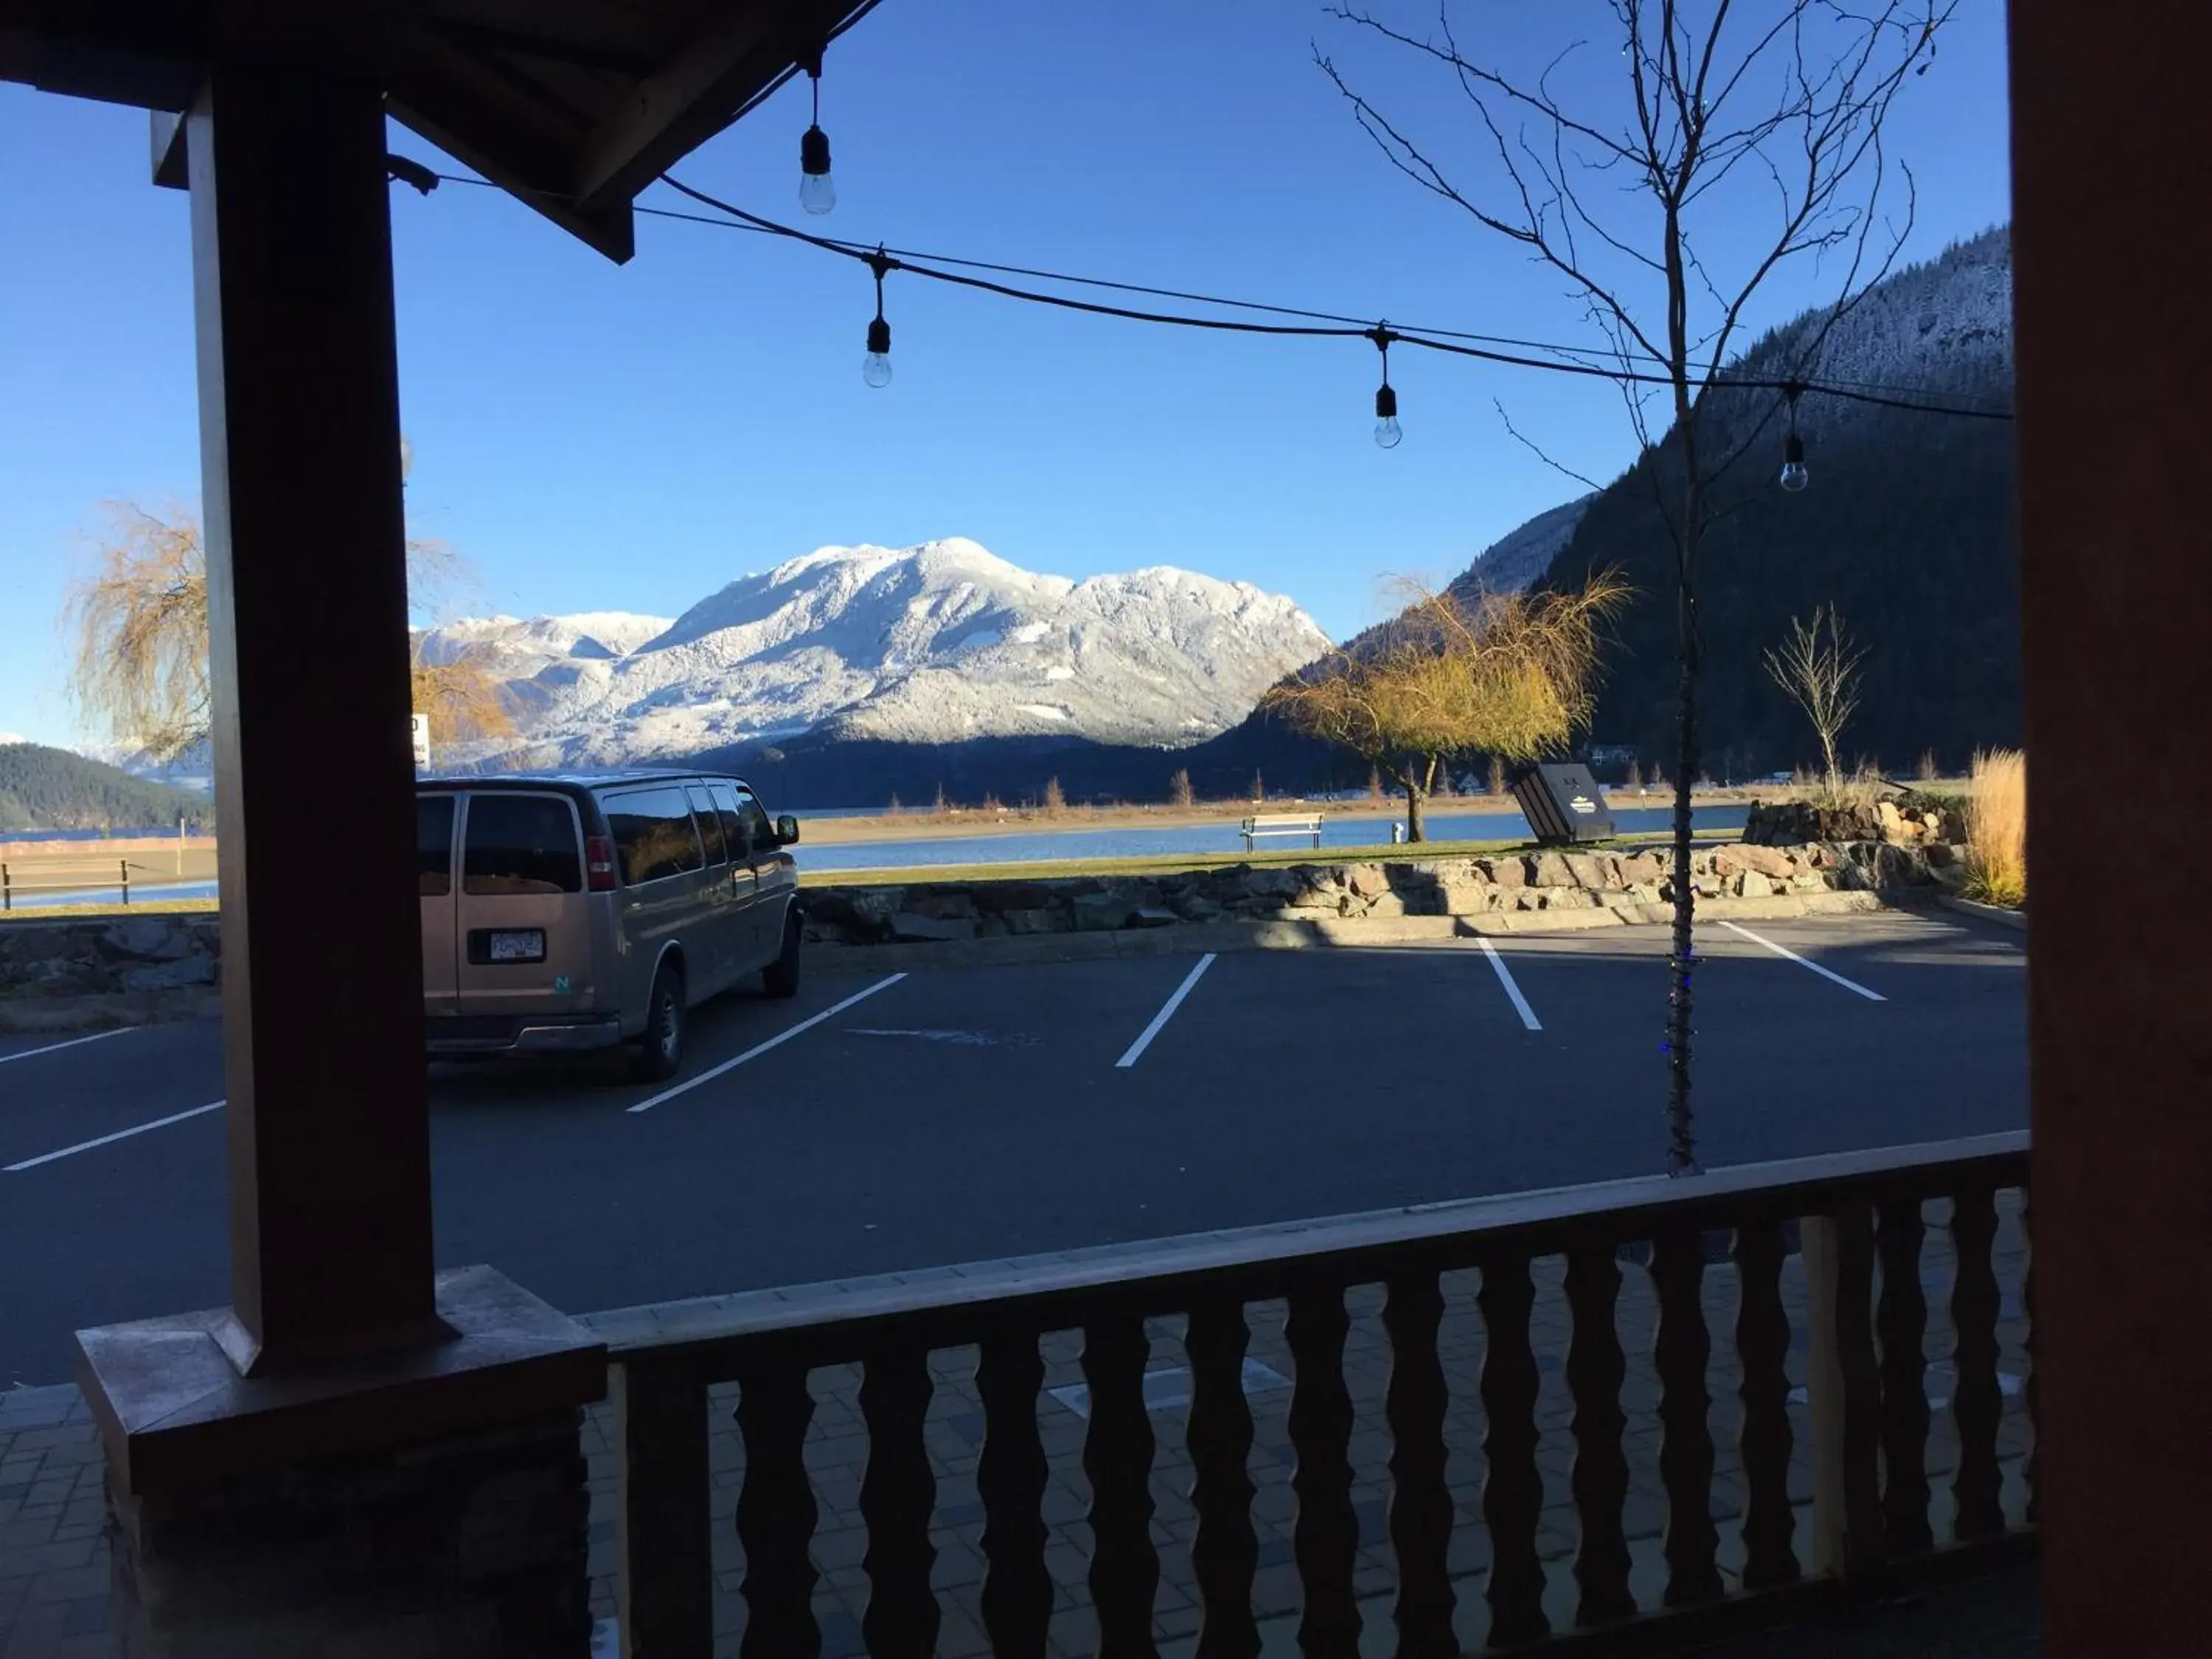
[775,813,800,846]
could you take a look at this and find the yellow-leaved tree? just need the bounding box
[1263,572,1628,841]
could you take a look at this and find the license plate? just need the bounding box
[488,929,546,963]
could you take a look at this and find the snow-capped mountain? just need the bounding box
[431,538,1332,766]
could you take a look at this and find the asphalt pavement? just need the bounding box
[0,909,2027,1387]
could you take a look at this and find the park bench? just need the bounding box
[1239,812,1324,851]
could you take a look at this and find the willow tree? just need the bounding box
[67,504,512,765]
[1320,0,1952,1172]
[1265,573,1627,840]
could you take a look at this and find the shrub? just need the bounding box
[1962,748,2027,907]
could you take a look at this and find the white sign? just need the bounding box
[409,712,431,768]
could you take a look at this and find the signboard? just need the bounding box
[409,712,431,768]
[1511,762,1616,845]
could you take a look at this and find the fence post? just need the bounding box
[120,858,131,907]
[2,863,10,912]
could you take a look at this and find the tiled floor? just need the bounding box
[1,1194,2031,1658]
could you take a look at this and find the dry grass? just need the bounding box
[1962,748,2027,907]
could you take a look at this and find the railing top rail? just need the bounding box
[591,1131,2026,1375]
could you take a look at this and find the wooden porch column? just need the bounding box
[2009,0,2212,1652]
[187,58,442,1371]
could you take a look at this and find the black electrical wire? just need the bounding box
[418,165,2014,421]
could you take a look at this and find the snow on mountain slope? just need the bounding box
[453,539,1332,765]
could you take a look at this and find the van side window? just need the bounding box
[685,784,727,865]
[708,781,748,857]
[418,795,456,897]
[603,787,704,885]
[731,786,776,854]
[462,795,582,894]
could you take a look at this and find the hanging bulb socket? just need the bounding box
[1369,325,1402,449]
[1778,382,1809,491]
[799,51,835,215]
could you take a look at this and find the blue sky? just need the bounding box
[0,1,2011,748]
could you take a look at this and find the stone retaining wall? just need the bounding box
[0,912,220,999]
[803,839,1961,946]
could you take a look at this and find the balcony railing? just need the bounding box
[588,1131,2032,1657]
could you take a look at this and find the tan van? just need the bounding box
[417,770,801,1080]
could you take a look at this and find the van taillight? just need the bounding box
[585,835,618,891]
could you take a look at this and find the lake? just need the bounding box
[796,803,1749,873]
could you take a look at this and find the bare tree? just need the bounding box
[1763,602,1863,792]
[1169,768,1195,808]
[1265,574,1627,840]
[1320,0,1951,1171]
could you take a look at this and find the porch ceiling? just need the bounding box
[0,0,885,260]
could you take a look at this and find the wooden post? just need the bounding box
[184,60,442,1372]
[2011,1,2212,1651]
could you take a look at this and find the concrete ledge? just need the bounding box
[1936,894,2027,931]
[809,888,1895,973]
[0,987,221,1033]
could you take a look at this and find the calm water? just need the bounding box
[796,803,1749,873]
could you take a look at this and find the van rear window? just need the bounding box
[462,796,582,894]
[418,795,455,897]
[603,788,704,885]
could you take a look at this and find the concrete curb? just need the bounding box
[0,988,222,1034]
[1935,894,2027,931]
[811,888,1893,973]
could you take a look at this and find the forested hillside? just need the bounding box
[0,742,212,832]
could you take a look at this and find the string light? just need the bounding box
[863,248,894,388]
[799,52,835,217]
[1779,382,1811,491]
[1369,326,1402,449]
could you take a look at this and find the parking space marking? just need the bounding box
[627,973,908,1114]
[0,1028,134,1068]
[1719,920,1887,1002]
[1477,937,1543,1031]
[5,1099,224,1172]
[1116,953,1217,1068]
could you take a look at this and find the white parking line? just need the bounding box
[1719,920,1887,1002]
[627,973,907,1114]
[0,1028,135,1068]
[1477,937,1543,1030]
[1116,953,1217,1068]
[5,1099,225,1172]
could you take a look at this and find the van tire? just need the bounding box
[630,964,685,1082]
[762,909,802,1000]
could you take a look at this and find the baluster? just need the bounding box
[734,1361,821,1658]
[1875,1202,1933,1556]
[1185,1300,1260,1659]
[1382,1273,1456,1656]
[1285,1285,1360,1656]
[1731,1221,1800,1590]
[616,1360,712,1659]
[859,1348,939,1658]
[1562,1246,1633,1625]
[976,1334,1054,1657]
[1948,1186,2006,1540]
[1649,1226,1722,1605]
[1083,1316,1160,1658]
[1478,1253,1549,1645]
[2023,1186,2039,1525]
[1804,1206,1883,1581]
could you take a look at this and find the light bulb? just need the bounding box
[1778,431,1809,492]
[862,316,892,389]
[799,125,835,215]
[1374,383,1402,449]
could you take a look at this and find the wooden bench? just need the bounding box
[1239,812,1324,852]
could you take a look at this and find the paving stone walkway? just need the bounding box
[2,1196,2029,1659]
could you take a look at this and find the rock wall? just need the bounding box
[803,841,1959,945]
[1745,796,1958,846]
[0,914,220,998]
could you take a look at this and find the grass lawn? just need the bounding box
[796,831,1677,888]
[0,897,218,922]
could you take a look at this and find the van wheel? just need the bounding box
[629,965,685,1082]
[762,910,802,1000]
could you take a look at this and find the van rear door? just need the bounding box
[419,793,459,1018]
[453,791,592,1026]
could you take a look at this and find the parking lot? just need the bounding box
[0,909,2026,1388]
